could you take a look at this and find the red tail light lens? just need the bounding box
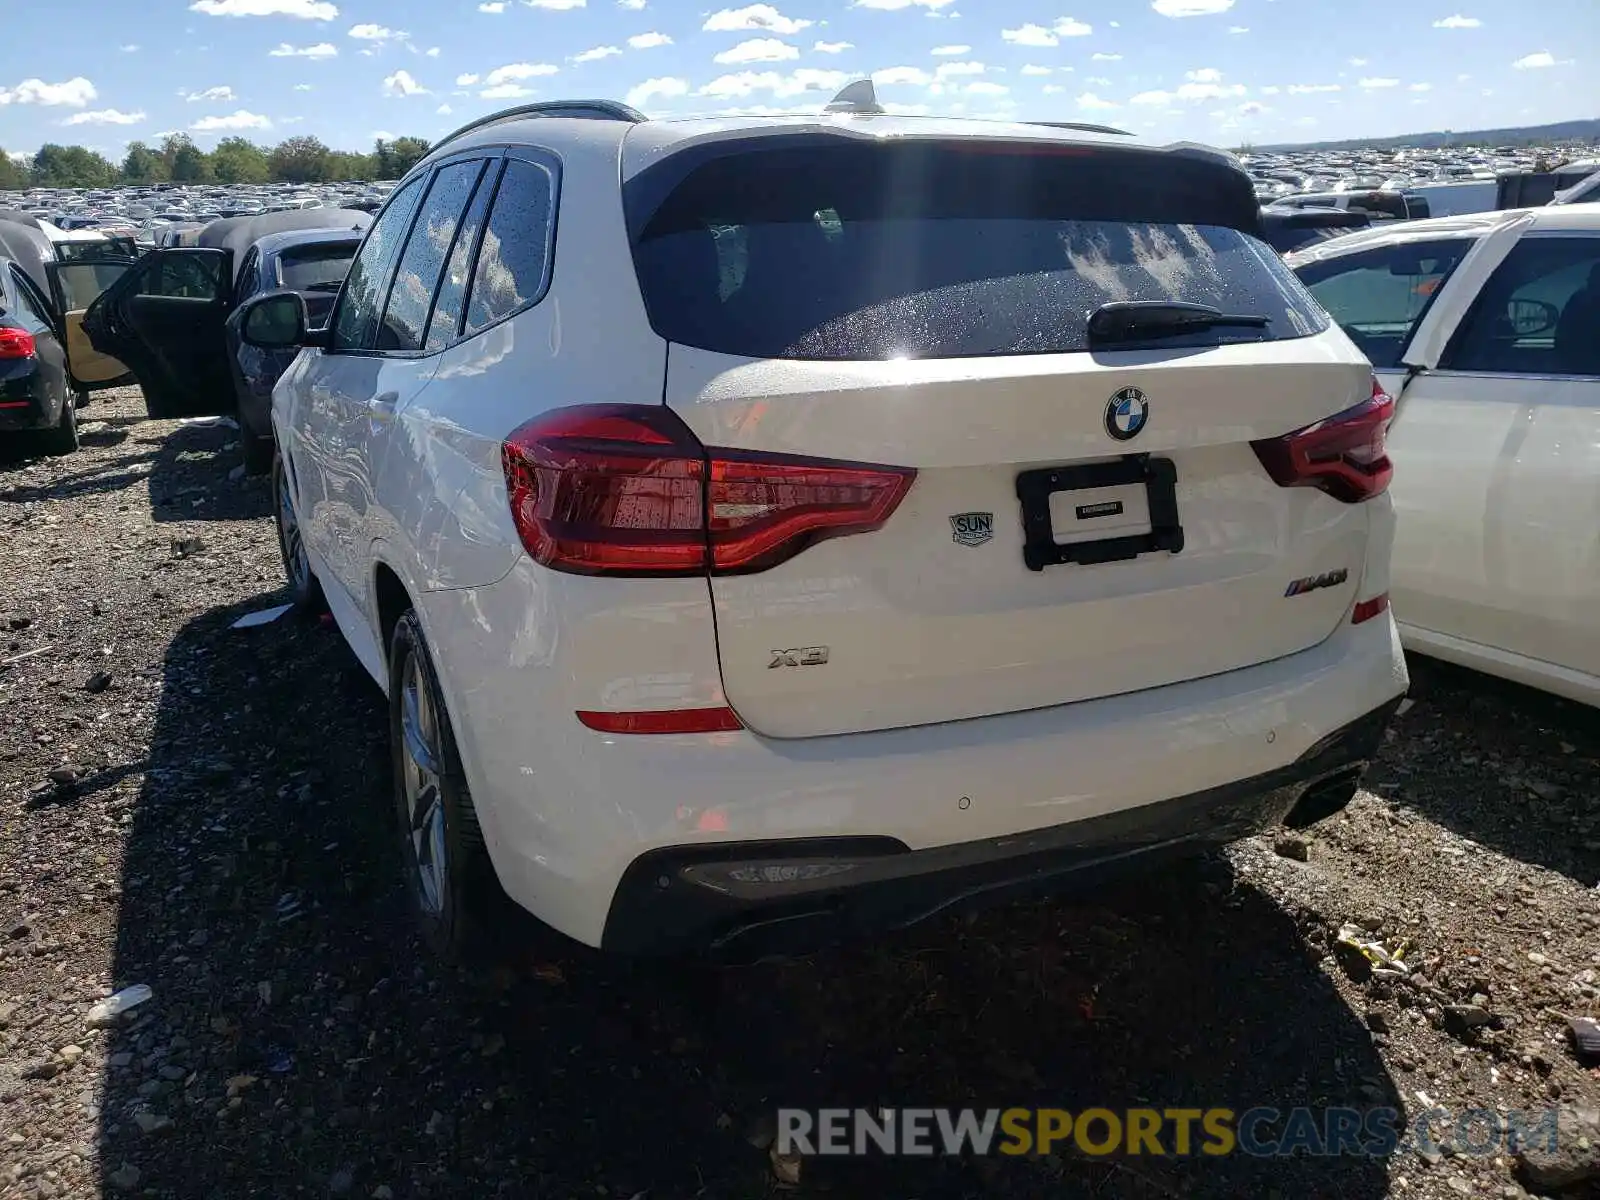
[576,707,744,734]
[1251,378,1394,504]
[0,327,37,360]
[1352,593,1390,624]
[502,404,916,576]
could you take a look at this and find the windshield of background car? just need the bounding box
[626,138,1328,360]
[277,243,358,293]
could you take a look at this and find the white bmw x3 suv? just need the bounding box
[238,87,1409,958]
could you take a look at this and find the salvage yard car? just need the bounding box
[81,208,370,472]
[0,213,138,455]
[1290,203,1600,708]
[234,88,1409,959]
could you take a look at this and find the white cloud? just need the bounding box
[1001,23,1057,46]
[1409,82,1432,91]
[0,77,97,107]
[1076,91,1118,110]
[963,80,1008,95]
[625,75,688,107]
[1042,84,1064,94]
[1259,84,1279,94]
[935,60,985,78]
[851,0,956,8]
[1092,52,1123,61]
[618,0,645,7]
[437,103,453,113]
[814,40,852,53]
[187,85,237,102]
[930,43,969,54]
[1433,13,1481,27]
[703,4,812,34]
[479,2,506,9]
[1151,0,1233,15]
[523,0,585,7]
[350,22,405,39]
[62,108,146,126]
[572,45,623,62]
[1358,76,1400,88]
[120,44,140,52]
[1287,83,1341,94]
[1087,75,1112,85]
[1237,100,1267,115]
[480,83,534,98]
[425,46,440,55]
[294,83,314,90]
[1020,64,1052,75]
[1132,71,1246,105]
[270,42,337,57]
[190,0,336,17]
[191,109,272,130]
[383,69,429,95]
[484,62,560,84]
[873,65,932,85]
[456,72,481,84]
[628,31,672,47]
[1186,67,1221,81]
[1053,17,1091,35]
[1228,25,1247,33]
[1511,51,1558,69]
[715,37,799,64]
[1349,57,1369,66]
[699,67,847,97]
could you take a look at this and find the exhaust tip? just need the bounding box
[1283,767,1364,829]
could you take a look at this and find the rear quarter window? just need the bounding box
[627,139,1326,361]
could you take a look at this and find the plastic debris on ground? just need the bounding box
[1336,923,1413,978]
[175,416,240,429]
[1570,1015,1600,1064]
[85,984,154,1028]
[231,604,294,630]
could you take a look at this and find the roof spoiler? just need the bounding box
[435,99,647,154]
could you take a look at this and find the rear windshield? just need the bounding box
[278,244,357,293]
[628,140,1326,360]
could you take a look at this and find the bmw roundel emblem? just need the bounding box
[1105,387,1150,441]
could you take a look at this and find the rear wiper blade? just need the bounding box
[1087,301,1271,344]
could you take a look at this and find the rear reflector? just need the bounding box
[0,327,37,360]
[502,404,915,576]
[1251,378,1394,504]
[576,707,744,735]
[1352,593,1390,624]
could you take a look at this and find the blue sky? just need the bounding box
[1,0,1593,158]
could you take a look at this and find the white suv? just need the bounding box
[236,87,1409,958]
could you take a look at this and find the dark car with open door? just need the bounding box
[82,208,371,472]
[0,210,139,408]
[0,223,87,456]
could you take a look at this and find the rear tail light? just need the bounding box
[1251,378,1394,503]
[502,404,916,576]
[0,327,37,360]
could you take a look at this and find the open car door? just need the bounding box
[43,248,138,395]
[82,247,233,418]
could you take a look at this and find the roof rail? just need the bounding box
[1029,121,1135,137]
[435,99,647,152]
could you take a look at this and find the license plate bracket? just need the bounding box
[1015,454,1185,572]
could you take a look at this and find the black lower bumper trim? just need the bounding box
[601,697,1402,957]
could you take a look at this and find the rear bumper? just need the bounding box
[601,698,1399,955]
[0,369,60,432]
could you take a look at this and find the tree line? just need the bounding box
[0,134,433,191]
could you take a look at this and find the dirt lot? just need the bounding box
[0,387,1596,1200]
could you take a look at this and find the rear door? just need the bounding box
[43,250,137,392]
[83,247,233,417]
[630,137,1380,739]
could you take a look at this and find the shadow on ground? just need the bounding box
[1374,656,1600,887]
[95,590,1401,1199]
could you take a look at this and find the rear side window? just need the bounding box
[1295,238,1472,369]
[425,162,499,352]
[1441,236,1600,377]
[627,140,1326,360]
[463,158,556,336]
[377,159,485,353]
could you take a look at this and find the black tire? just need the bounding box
[242,431,274,477]
[73,390,90,410]
[388,611,498,960]
[38,397,79,457]
[271,453,324,611]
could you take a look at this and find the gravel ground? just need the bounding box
[0,386,1596,1200]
